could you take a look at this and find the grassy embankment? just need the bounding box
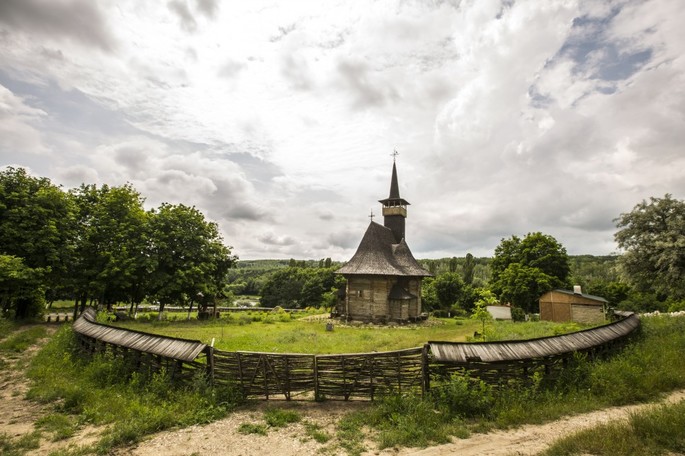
[333,315,685,455]
[0,323,239,456]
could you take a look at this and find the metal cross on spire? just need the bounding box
[391,149,399,162]
[369,210,375,222]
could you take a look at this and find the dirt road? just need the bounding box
[122,390,685,456]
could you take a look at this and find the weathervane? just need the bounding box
[391,149,399,162]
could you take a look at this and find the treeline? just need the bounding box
[0,167,236,319]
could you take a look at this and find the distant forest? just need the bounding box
[228,254,621,295]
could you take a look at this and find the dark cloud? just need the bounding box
[258,232,296,246]
[327,231,359,250]
[225,203,267,222]
[0,0,116,52]
[281,53,314,91]
[336,59,399,109]
[168,0,197,33]
[269,23,297,43]
[218,60,246,79]
[113,146,149,172]
[195,0,218,19]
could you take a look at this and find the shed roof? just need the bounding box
[543,289,608,303]
[429,313,638,363]
[73,308,207,362]
[336,221,431,277]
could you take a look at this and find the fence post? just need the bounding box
[421,344,431,395]
[205,346,215,386]
[313,355,320,401]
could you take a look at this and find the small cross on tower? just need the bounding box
[369,210,375,222]
[391,149,399,162]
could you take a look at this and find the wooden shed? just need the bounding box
[539,287,608,324]
[336,160,431,323]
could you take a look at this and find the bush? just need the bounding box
[432,374,494,419]
[366,394,457,449]
[511,307,526,322]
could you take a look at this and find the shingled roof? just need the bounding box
[336,221,431,277]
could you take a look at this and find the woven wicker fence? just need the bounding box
[72,310,640,401]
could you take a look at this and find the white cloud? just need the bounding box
[0,84,50,156]
[1,0,684,260]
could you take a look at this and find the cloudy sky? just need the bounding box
[1,0,683,260]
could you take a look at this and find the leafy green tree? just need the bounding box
[260,267,342,308]
[471,291,496,339]
[260,267,307,308]
[148,203,236,318]
[615,194,685,300]
[0,254,43,319]
[462,253,475,285]
[496,263,555,313]
[433,272,465,310]
[0,167,76,311]
[69,184,149,313]
[491,232,570,313]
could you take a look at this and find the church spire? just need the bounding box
[378,154,410,243]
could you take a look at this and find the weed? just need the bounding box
[336,413,366,456]
[303,421,331,443]
[0,430,42,456]
[238,423,268,435]
[365,394,457,449]
[0,326,47,352]
[543,400,685,455]
[431,374,494,419]
[35,413,77,441]
[264,408,301,427]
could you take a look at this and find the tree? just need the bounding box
[433,272,465,311]
[148,203,236,318]
[615,194,685,300]
[0,167,76,312]
[69,183,149,313]
[496,263,555,313]
[471,290,496,339]
[462,253,475,285]
[0,254,43,319]
[260,267,307,308]
[491,232,570,312]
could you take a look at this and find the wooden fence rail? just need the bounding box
[71,309,640,401]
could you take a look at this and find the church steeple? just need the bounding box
[378,156,410,243]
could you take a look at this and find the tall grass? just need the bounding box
[25,326,240,454]
[349,315,685,451]
[543,400,685,455]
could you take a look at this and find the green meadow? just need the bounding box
[111,311,592,354]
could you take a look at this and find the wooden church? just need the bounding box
[336,159,431,323]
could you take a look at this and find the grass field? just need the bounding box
[111,313,592,354]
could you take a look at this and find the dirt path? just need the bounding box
[395,389,685,456]
[121,389,685,456]
[0,324,104,455]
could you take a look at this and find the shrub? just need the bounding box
[511,307,526,322]
[432,374,494,419]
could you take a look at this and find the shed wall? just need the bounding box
[571,304,605,324]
